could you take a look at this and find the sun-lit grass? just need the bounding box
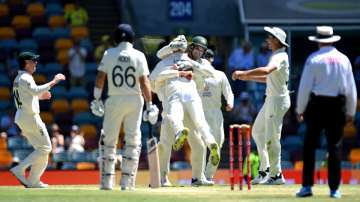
[0,185,359,202]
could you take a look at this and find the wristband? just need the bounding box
[94,87,102,99]
[146,101,152,110]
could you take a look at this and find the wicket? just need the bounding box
[229,124,251,190]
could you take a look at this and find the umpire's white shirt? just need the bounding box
[98,42,149,96]
[296,46,357,116]
[13,70,51,115]
[266,47,289,97]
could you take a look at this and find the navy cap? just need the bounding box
[114,23,135,43]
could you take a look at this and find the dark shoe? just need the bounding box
[296,186,313,197]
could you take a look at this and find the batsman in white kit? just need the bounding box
[232,27,291,185]
[150,35,220,186]
[90,24,158,190]
[10,51,66,188]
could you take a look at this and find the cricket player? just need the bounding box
[90,24,158,190]
[10,51,66,188]
[198,48,234,181]
[150,35,220,186]
[232,27,290,185]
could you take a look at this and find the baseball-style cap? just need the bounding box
[264,26,289,47]
[18,51,40,62]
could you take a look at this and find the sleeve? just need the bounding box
[21,75,51,96]
[156,45,173,59]
[138,53,149,76]
[345,60,357,116]
[98,50,111,73]
[150,62,178,91]
[191,60,216,77]
[221,72,234,106]
[268,54,282,70]
[296,57,315,114]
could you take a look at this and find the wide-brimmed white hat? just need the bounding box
[308,26,341,43]
[264,26,289,47]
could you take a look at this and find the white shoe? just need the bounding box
[261,173,285,185]
[120,175,135,191]
[161,175,172,187]
[252,171,269,185]
[191,178,214,186]
[10,166,28,187]
[27,181,48,188]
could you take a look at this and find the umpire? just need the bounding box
[296,26,357,198]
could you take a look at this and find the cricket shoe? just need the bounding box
[173,128,189,151]
[27,181,48,188]
[296,186,313,197]
[252,170,269,185]
[120,175,135,191]
[161,176,172,187]
[261,173,285,185]
[191,178,214,186]
[10,166,28,187]
[330,189,341,199]
[209,143,220,166]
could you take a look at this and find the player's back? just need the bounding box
[98,42,149,97]
[13,71,39,114]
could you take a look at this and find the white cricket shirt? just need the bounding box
[266,47,289,97]
[98,42,149,96]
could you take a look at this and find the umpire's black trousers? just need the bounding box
[302,93,346,190]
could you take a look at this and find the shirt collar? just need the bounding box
[18,70,29,75]
[319,46,335,51]
[118,42,133,49]
[272,47,286,55]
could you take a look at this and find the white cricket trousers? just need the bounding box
[102,95,143,147]
[166,96,217,147]
[101,95,143,189]
[159,113,206,180]
[15,112,52,185]
[252,95,290,176]
[203,108,224,179]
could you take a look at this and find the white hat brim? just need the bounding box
[308,35,341,43]
[264,27,289,47]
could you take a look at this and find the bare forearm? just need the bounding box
[247,75,267,83]
[244,67,270,77]
[140,76,152,103]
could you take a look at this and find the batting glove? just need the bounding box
[90,99,104,117]
[143,104,159,125]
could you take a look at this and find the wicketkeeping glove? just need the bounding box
[143,104,159,125]
[169,35,188,52]
[90,99,104,117]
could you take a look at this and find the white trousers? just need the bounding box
[252,95,290,176]
[101,95,143,188]
[15,112,51,185]
[102,95,143,147]
[203,108,224,179]
[159,113,206,180]
[165,95,216,147]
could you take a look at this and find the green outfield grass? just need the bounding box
[0,185,359,202]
